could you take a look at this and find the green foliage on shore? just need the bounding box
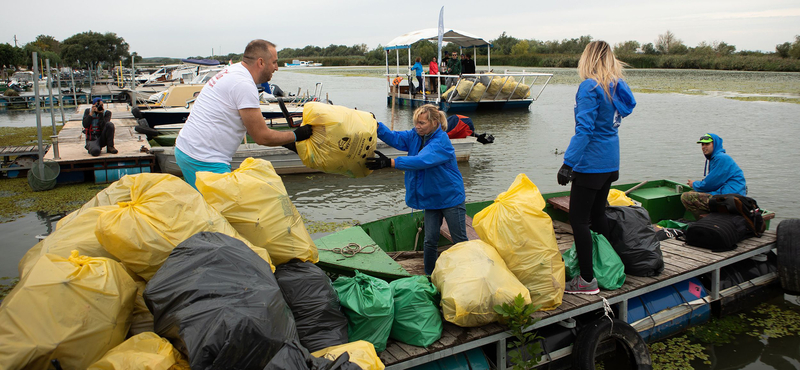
[0,127,53,147]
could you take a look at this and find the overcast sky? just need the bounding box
[3,0,798,57]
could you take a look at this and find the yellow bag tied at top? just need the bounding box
[311,340,385,370]
[0,251,137,370]
[196,158,318,265]
[607,189,636,206]
[19,205,120,278]
[297,102,377,178]
[87,332,189,370]
[466,82,486,102]
[472,174,565,311]
[94,173,273,281]
[431,240,531,327]
[56,175,140,229]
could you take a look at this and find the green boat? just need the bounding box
[314,179,775,279]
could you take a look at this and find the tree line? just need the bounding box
[0,32,140,72]
[3,30,800,73]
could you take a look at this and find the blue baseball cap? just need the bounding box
[92,97,103,104]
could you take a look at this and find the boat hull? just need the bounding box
[149,137,476,176]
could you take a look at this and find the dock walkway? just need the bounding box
[43,103,154,182]
[382,230,778,369]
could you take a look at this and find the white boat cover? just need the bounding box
[385,28,491,50]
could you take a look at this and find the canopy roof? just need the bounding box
[385,28,492,50]
[180,58,220,66]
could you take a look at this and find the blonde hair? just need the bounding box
[578,41,627,99]
[413,104,448,131]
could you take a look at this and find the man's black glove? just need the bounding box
[293,125,313,142]
[365,150,391,170]
[557,164,573,186]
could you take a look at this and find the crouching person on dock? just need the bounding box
[82,97,117,156]
[366,104,468,275]
[682,133,747,219]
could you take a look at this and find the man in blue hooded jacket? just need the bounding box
[682,133,747,218]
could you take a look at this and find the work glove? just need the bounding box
[293,125,313,142]
[557,164,573,186]
[475,133,494,144]
[365,150,391,170]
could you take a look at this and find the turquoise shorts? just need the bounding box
[174,147,231,190]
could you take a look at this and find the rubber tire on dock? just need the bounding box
[777,219,800,295]
[131,106,143,119]
[572,318,652,370]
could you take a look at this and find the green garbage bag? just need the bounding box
[332,270,394,352]
[656,219,688,230]
[389,276,442,347]
[563,231,626,290]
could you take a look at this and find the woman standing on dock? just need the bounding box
[558,41,637,295]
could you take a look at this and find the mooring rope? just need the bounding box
[318,243,379,258]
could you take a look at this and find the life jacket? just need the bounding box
[446,115,474,139]
[392,76,403,86]
[87,115,103,141]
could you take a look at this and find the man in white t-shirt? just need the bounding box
[175,39,312,189]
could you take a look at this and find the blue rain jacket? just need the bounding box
[377,122,465,210]
[410,62,423,77]
[692,133,747,196]
[564,79,636,173]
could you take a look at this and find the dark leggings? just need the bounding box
[569,175,615,281]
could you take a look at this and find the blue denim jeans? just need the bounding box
[424,202,468,275]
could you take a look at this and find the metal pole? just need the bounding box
[69,66,77,105]
[55,64,66,125]
[45,59,57,136]
[32,53,45,179]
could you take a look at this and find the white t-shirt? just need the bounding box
[176,62,260,164]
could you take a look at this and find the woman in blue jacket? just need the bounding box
[366,104,468,275]
[558,41,637,295]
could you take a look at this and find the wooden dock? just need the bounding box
[42,102,154,183]
[382,227,778,369]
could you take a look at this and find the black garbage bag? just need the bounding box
[275,261,349,353]
[605,206,665,277]
[144,232,298,370]
[262,340,362,370]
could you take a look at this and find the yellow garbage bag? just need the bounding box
[0,251,137,370]
[484,76,507,98]
[94,173,273,281]
[607,189,635,206]
[442,86,458,100]
[512,83,531,99]
[128,281,155,337]
[311,340,385,370]
[465,82,486,102]
[18,205,120,278]
[431,240,531,327]
[455,80,474,99]
[472,174,565,311]
[297,102,377,178]
[56,175,140,229]
[87,332,186,370]
[196,158,318,265]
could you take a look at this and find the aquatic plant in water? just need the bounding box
[0,178,107,223]
[0,277,18,301]
[746,303,800,338]
[649,335,710,370]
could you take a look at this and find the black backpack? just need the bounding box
[684,213,750,252]
[708,194,765,237]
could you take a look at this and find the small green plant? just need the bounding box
[494,294,543,370]
[1,276,19,301]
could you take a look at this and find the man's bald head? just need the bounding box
[243,39,276,62]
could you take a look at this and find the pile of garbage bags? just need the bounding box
[0,169,385,370]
